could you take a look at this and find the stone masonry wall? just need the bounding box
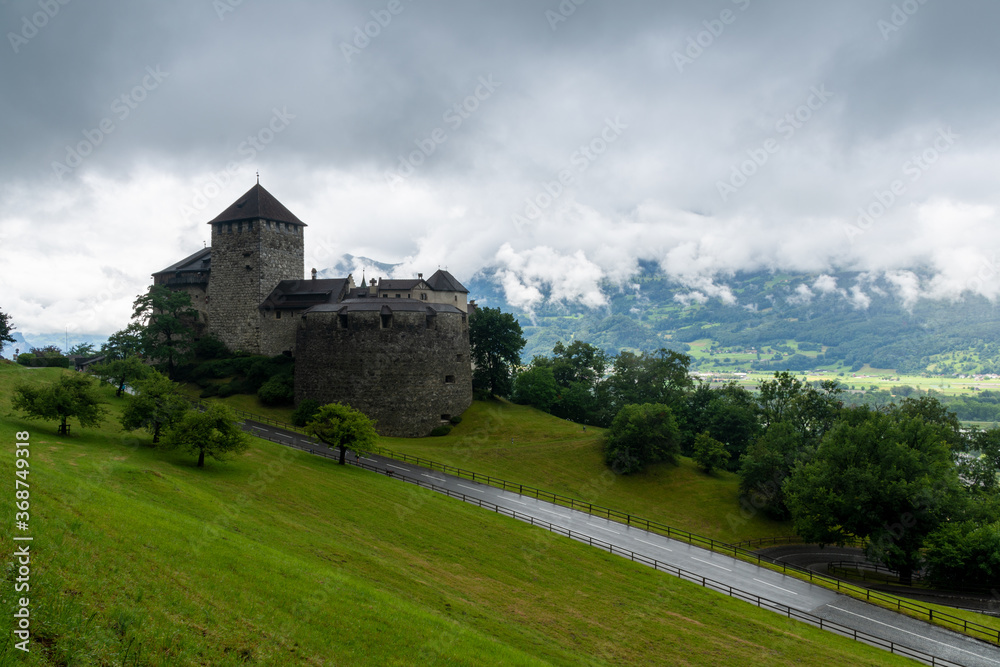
[208,219,303,354]
[259,309,302,357]
[294,309,473,437]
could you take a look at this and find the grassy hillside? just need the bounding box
[0,364,916,666]
[381,400,791,544]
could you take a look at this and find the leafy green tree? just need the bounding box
[162,403,250,467]
[758,372,842,444]
[923,521,1000,589]
[737,421,803,519]
[12,373,109,435]
[693,431,730,474]
[68,342,96,357]
[961,427,1000,492]
[0,308,15,355]
[92,355,153,398]
[512,365,558,412]
[306,403,379,465]
[469,306,526,398]
[605,349,694,415]
[784,408,963,585]
[132,285,197,379]
[121,371,190,443]
[292,399,322,427]
[101,324,145,361]
[550,340,608,388]
[604,403,680,474]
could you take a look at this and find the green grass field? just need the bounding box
[380,400,791,544]
[0,364,921,665]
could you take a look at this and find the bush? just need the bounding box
[258,377,294,406]
[449,415,463,425]
[292,399,321,427]
[604,403,680,474]
[200,384,220,398]
[430,425,453,437]
[195,335,230,360]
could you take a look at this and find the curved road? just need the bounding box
[246,420,1000,666]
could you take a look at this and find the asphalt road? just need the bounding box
[244,420,1000,666]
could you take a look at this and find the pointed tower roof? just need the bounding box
[207,183,307,226]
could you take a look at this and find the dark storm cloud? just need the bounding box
[2,0,1000,332]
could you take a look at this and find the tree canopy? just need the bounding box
[603,403,681,474]
[784,406,963,584]
[469,306,526,398]
[305,403,379,465]
[0,308,14,355]
[132,286,197,379]
[121,370,190,443]
[162,403,250,467]
[12,372,109,435]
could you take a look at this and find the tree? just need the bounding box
[693,431,730,474]
[12,373,109,435]
[132,285,197,379]
[92,355,153,398]
[0,308,15,356]
[101,323,145,361]
[512,365,558,412]
[757,372,843,445]
[604,403,681,474]
[469,306,526,398]
[120,371,190,443]
[550,340,608,388]
[784,408,963,585]
[923,521,1000,589]
[68,342,96,357]
[162,403,250,467]
[737,421,803,519]
[605,349,694,415]
[961,427,1000,492]
[305,403,378,465]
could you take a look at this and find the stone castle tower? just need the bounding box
[206,183,305,353]
[152,181,474,437]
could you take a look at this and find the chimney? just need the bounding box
[418,272,423,279]
[311,268,317,280]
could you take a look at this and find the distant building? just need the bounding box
[153,183,473,436]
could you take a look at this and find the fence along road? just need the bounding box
[242,418,1000,667]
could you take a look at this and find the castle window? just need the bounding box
[456,354,463,361]
[338,314,349,329]
[380,314,392,329]
[276,311,281,319]
[445,375,455,384]
[426,315,435,330]
[227,223,233,234]
[420,293,427,301]
[247,221,254,232]
[395,293,401,298]
[441,414,451,421]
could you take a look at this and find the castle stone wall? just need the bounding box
[259,309,302,357]
[294,309,473,437]
[208,219,303,353]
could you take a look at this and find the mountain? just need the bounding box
[1,331,109,358]
[316,254,402,282]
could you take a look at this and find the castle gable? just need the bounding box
[261,278,349,311]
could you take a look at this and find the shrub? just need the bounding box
[292,399,321,427]
[449,415,463,425]
[258,377,294,406]
[200,384,220,398]
[604,403,680,474]
[430,425,452,437]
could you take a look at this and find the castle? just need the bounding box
[152,182,474,437]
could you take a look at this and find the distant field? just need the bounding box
[0,364,916,665]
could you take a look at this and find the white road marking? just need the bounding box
[752,578,798,595]
[690,556,732,572]
[504,498,528,505]
[828,605,1000,664]
[387,464,409,471]
[536,507,572,519]
[363,458,378,463]
[634,538,673,552]
[458,484,483,493]
[587,522,622,535]
[422,474,445,482]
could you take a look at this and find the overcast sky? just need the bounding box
[1,0,998,335]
